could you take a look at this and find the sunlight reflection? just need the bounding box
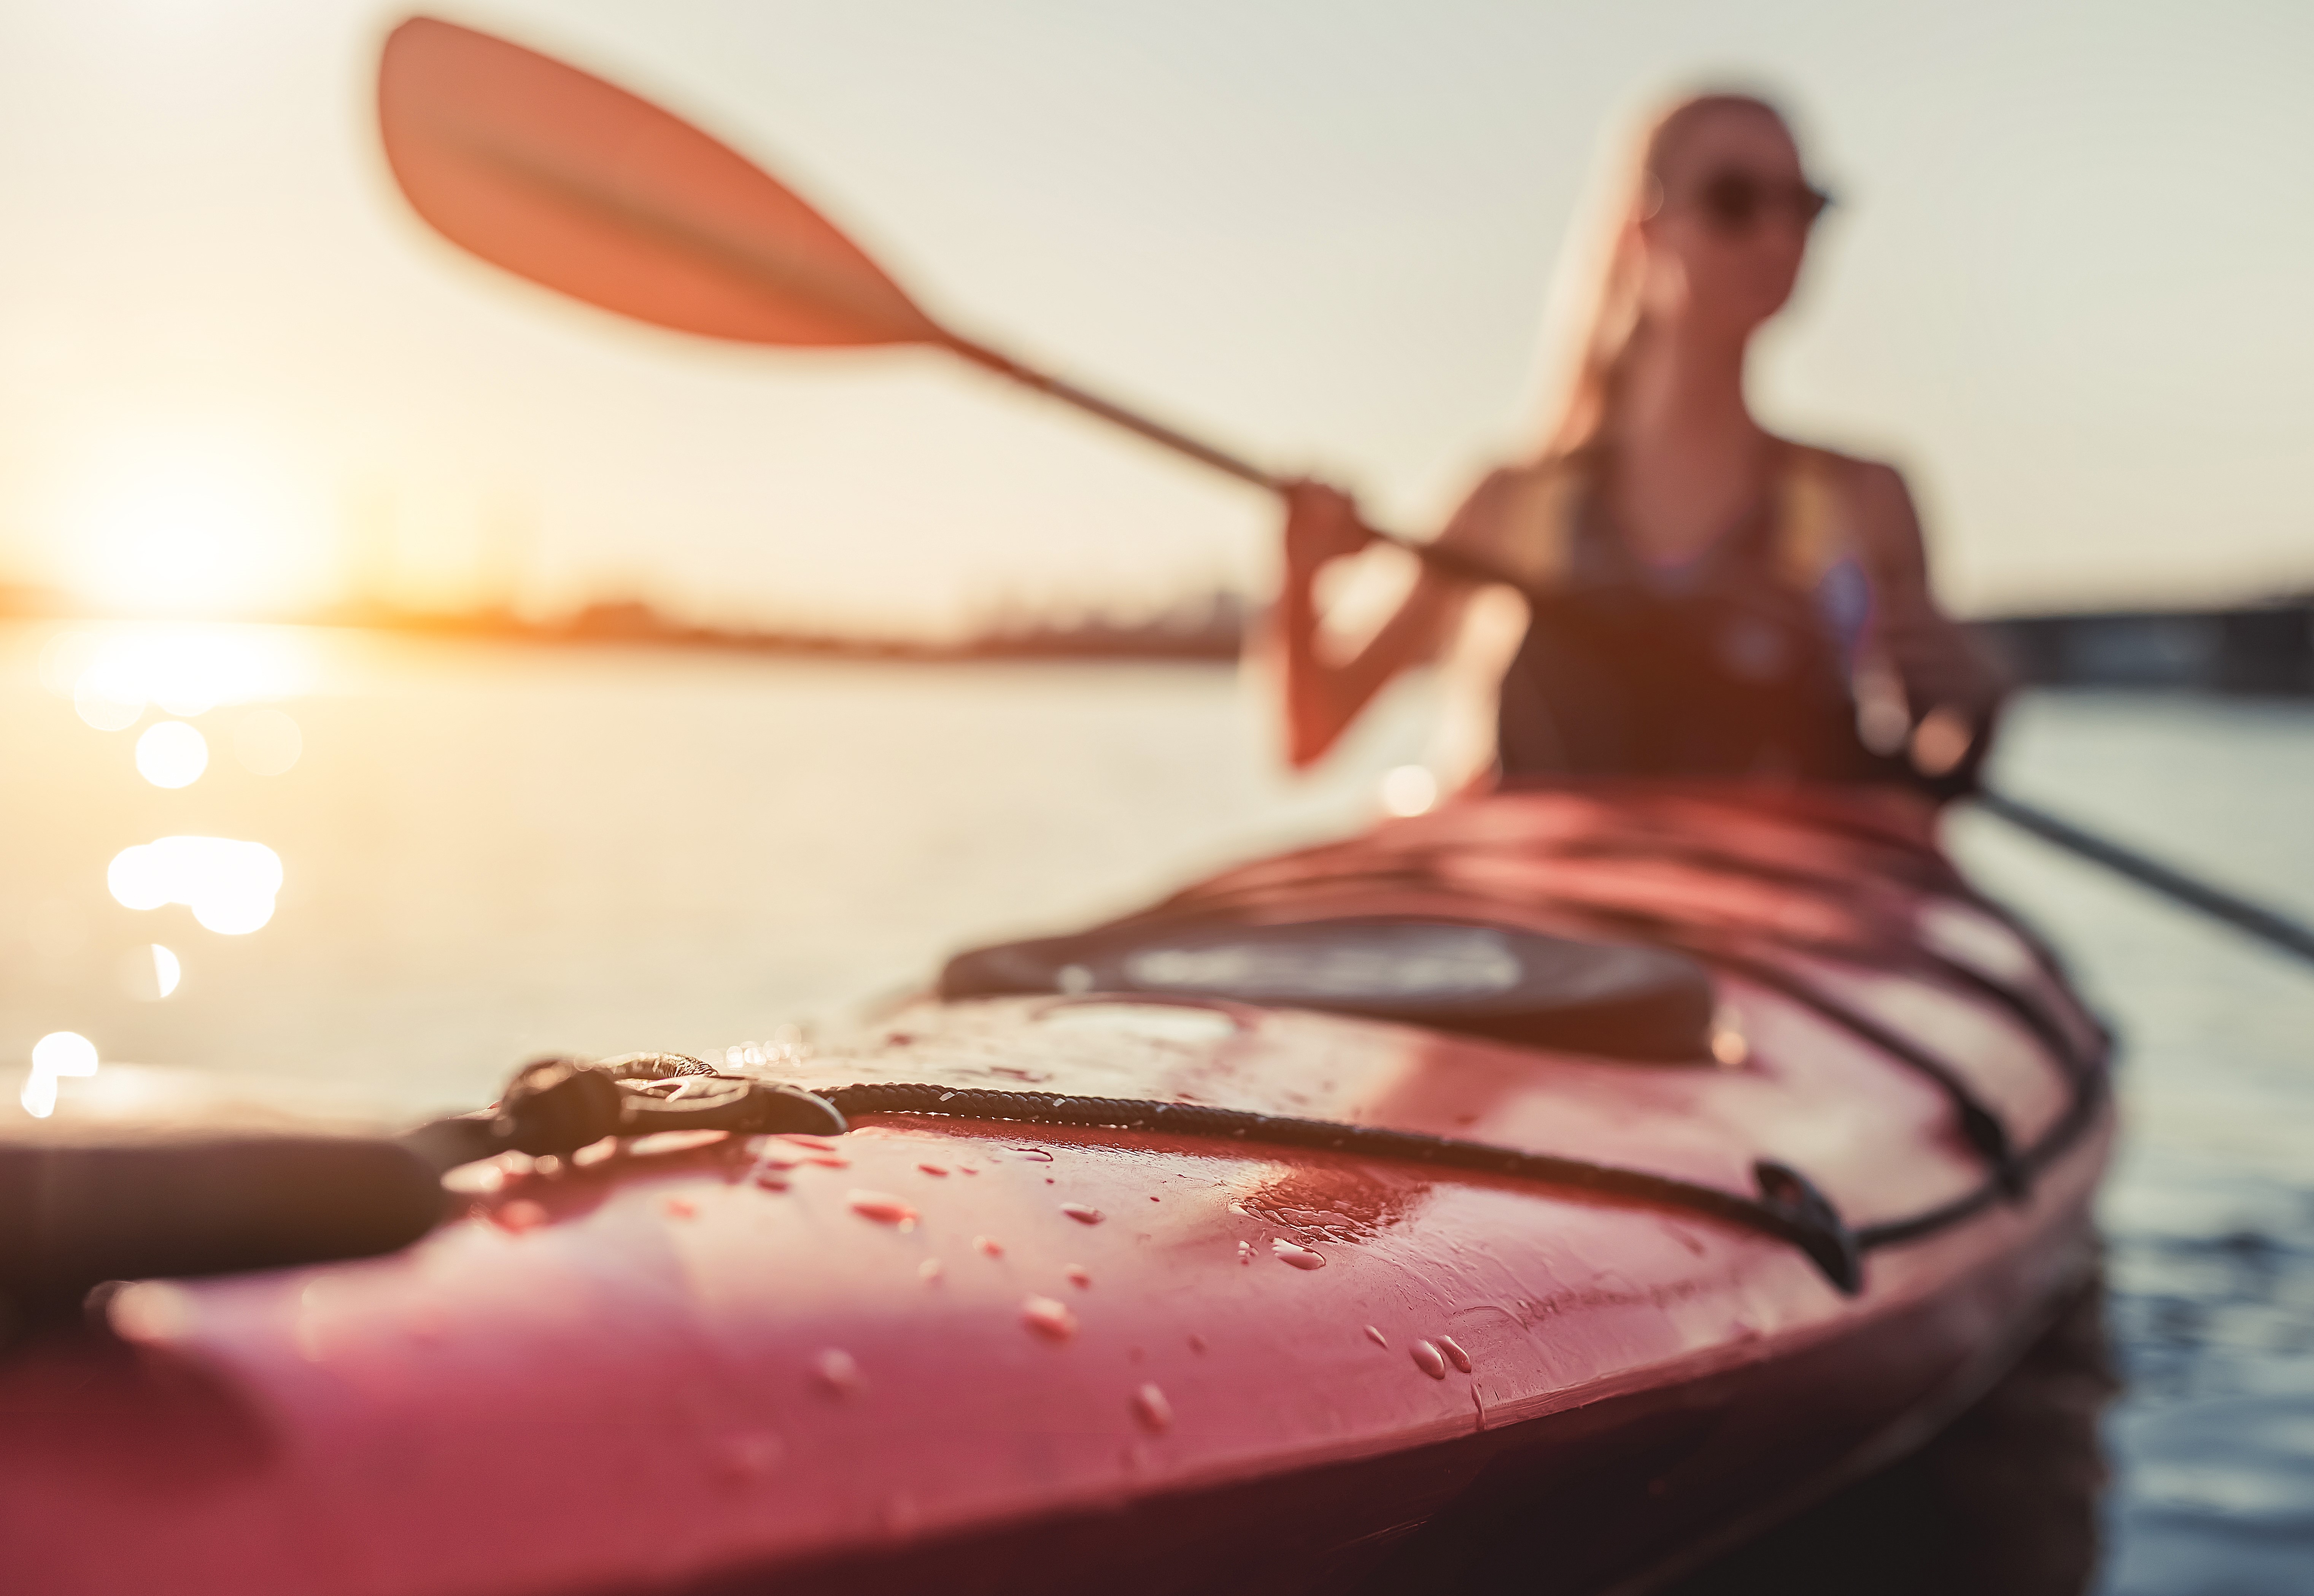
[135,721,209,788]
[108,836,283,935]
[22,1032,99,1119]
[73,672,145,730]
[1379,764,1439,817]
[43,624,316,730]
[119,943,184,1002]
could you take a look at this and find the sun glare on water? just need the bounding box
[42,623,317,727]
[108,836,284,935]
[135,721,209,788]
[22,1032,99,1120]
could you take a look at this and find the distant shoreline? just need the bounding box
[0,587,1249,664]
[6,586,2310,692]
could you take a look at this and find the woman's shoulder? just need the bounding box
[1779,440,1932,583]
[1430,450,1594,586]
[1784,441,1917,520]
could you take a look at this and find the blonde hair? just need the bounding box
[1531,92,1797,460]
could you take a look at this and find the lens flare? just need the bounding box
[107,837,283,935]
[73,665,145,730]
[135,721,210,788]
[152,944,181,998]
[22,1031,100,1118]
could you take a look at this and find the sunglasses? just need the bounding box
[1683,170,1834,233]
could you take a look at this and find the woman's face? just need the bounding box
[1635,107,1818,342]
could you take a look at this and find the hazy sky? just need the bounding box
[0,0,2306,629]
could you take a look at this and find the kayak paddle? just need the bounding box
[374,15,2314,974]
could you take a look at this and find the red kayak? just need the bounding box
[1,783,2110,1594]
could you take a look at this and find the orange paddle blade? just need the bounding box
[378,16,944,348]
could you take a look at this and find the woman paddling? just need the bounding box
[1277,92,2006,797]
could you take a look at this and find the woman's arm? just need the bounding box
[1273,479,1490,769]
[1846,461,2011,778]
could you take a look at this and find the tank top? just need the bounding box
[1492,449,1901,783]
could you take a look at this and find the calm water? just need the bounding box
[3,622,2310,1591]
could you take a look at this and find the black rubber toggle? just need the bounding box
[403,1060,849,1173]
[497,1058,628,1155]
[1956,1099,2029,1203]
[1752,1160,1863,1295]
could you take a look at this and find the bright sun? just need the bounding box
[51,426,335,617]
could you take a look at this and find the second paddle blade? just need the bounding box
[379,16,944,349]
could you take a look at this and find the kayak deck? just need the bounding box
[2,785,2113,1595]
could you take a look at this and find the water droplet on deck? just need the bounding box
[848,1190,918,1229]
[783,1134,842,1152]
[975,1235,1004,1257]
[1411,1340,1448,1380]
[753,1169,790,1191]
[1236,1241,1254,1265]
[813,1349,862,1396]
[1010,1147,1055,1163]
[1438,1335,1473,1373]
[1272,1239,1326,1270]
[107,1280,195,1344]
[496,1199,550,1233]
[804,1153,851,1169]
[1066,1264,1091,1288]
[1061,1203,1104,1225]
[1365,1325,1389,1348]
[956,1164,980,1176]
[918,1258,944,1283]
[1131,1383,1173,1434]
[1022,1296,1079,1342]
[917,1162,949,1177]
[717,1430,785,1482]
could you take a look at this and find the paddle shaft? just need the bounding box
[1975,790,2314,967]
[944,335,1522,592]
